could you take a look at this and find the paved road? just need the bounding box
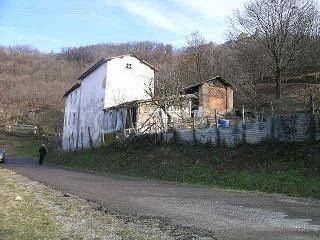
[4,157,320,239]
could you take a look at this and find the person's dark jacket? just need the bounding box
[39,146,47,156]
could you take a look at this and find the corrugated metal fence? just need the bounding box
[170,112,319,147]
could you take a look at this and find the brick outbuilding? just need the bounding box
[184,76,233,116]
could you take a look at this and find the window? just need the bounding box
[73,113,76,125]
[68,112,71,126]
[126,63,132,69]
[125,107,137,129]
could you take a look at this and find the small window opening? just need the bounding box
[125,107,137,129]
[185,86,200,111]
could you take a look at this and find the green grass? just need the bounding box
[179,165,320,199]
[0,134,43,157]
[47,137,320,199]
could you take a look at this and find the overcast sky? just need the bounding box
[0,0,304,52]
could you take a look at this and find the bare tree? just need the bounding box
[231,0,319,98]
[186,32,207,83]
[145,61,183,128]
[178,32,217,85]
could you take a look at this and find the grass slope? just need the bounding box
[0,134,43,157]
[48,138,320,199]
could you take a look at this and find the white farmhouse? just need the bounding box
[62,54,157,151]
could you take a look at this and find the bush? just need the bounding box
[180,164,216,184]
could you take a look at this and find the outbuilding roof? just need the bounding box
[103,99,152,111]
[184,76,233,91]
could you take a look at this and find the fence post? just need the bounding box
[215,110,220,146]
[81,132,84,150]
[192,113,197,144]
[242,105,246,144]
[88,127,94,148]
[309,94,316,142]
[261,108,264,121]
[101,132,104,146]
[68,135,71,151]
[270,101,275,142]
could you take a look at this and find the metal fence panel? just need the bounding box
[171,112,318,147]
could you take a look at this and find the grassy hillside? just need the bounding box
[47,138,320,199]
[0,134,43,157]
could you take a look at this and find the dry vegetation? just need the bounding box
[0,46,84,134]
[1,0,320,134]
[0,43,173,134]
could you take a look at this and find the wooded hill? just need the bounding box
[0,42,173,134]
[2,0,320,135]
[0,36,319,135]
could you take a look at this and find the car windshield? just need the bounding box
[0,149,5,153]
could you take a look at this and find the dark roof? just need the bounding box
[78,54,158,80]
[184,76,233,91]
[77,59,107,80]
[63,82,81,98]
[104,99,152,111]
[104,94,198,111]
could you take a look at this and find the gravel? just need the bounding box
[0,168,192,239]
[4,157,320,240]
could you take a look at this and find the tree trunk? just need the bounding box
[163,108,172,128]
[275,70,281,99]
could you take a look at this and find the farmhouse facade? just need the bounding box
[62,54,157,150]
[62,54,234,151]
[103,100,163,137]
[103,94,197,139]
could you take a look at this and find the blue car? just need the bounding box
[0,148,5,163]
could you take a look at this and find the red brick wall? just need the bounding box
[199,83,233,115]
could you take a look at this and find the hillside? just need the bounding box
[0,47,84,133]
[0,43,172,134]
[234,83,320,113]
[1,41,319,135]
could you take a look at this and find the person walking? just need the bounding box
[39,144,47,165]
